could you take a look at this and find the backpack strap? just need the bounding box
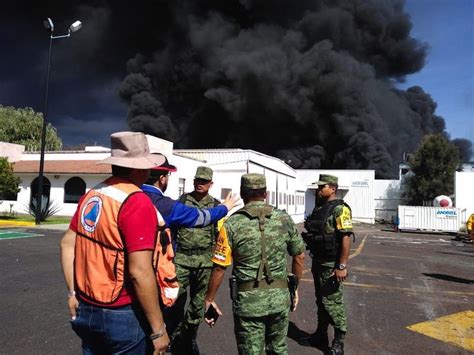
[236,204,274,284]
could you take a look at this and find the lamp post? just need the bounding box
[35,18,82,225]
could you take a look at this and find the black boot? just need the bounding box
[298,330,329,349]
[327,329,345,355]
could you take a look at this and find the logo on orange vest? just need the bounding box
[81,196,103,233]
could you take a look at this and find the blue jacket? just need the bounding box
[141,184,228,229]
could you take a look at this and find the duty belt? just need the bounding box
[176,247,210,256]
[237,278,288,292]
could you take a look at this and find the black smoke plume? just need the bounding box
[7,1,469,176]
[118,0,453,178]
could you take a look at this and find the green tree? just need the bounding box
[0,105,62,151]
[0,158,20,200]
[404,134,461,205]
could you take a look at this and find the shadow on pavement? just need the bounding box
[423,273,474,284]
[288,321,327,353]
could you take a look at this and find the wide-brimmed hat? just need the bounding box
[151,154,177,172]
[97,131,165,169]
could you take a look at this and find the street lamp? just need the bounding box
[35,18,82,225]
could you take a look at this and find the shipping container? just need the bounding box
[398,205,467,233]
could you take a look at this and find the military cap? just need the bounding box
[313,174,338,186]
[241,173,266,189]
[194,166,213,181]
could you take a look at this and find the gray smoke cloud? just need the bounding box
[118,0,448,178]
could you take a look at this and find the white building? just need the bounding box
[12,136,469,226]
[3,138,308,222]
[296,169,375,224]
[174,149,306,220]
[455,171,474,217]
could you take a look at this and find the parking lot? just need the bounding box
[0,224,472,354]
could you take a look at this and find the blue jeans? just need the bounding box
[71,300,152,354]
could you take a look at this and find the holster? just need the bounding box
[229,275,238,302]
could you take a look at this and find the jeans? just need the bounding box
[71,299,152,355]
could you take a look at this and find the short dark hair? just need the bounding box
[112,165,134,178]
[146,170,168,185]
[241,187,266,199]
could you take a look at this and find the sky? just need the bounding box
[399,0,474,143]
[0,0,472,153]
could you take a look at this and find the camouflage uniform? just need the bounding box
[304,174,354,346]
[169,167,221,349]
[212,174,305,355]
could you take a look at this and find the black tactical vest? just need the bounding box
[305,199,346,262]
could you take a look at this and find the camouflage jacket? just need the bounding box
[174,193,220,268]
[212,201,305,317]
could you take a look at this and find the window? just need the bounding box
[178,178,186,196]
[64,177,86,203]
[30,176,51,204]
[221,188,232,199]
[271,192,275,205]
[266,191,270,203]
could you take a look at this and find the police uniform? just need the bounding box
[301,174,354,354]
[170,166,221,353]
[212,174,305,355]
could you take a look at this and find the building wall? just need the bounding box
[296,169,375,224]
[455,171,474,220]
[373,179,408,222]
[2,173,107,216]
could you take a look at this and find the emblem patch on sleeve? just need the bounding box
[336,205,353,230]
[212,227,232,266]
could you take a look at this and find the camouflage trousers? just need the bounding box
[165,264,212,340]
[233,310,289,355]
[311,262,347,333]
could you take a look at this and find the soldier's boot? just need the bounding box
[327,329,345,355]
[298,329,329,348]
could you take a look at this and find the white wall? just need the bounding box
[165,154,201,199]
[297,169,375,224]
[373,179,408,221]
[2,173,107,216]
[455,171,474,221]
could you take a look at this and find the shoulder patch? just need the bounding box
[81,196,103,233]
[336,205,352,230]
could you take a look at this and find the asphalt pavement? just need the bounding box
[0,224,472,354]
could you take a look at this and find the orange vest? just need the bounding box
[153,227,179,307]
[74,177,179,306]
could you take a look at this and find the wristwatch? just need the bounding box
[337,263,346,270]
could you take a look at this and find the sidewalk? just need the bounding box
[0,219,69,231]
